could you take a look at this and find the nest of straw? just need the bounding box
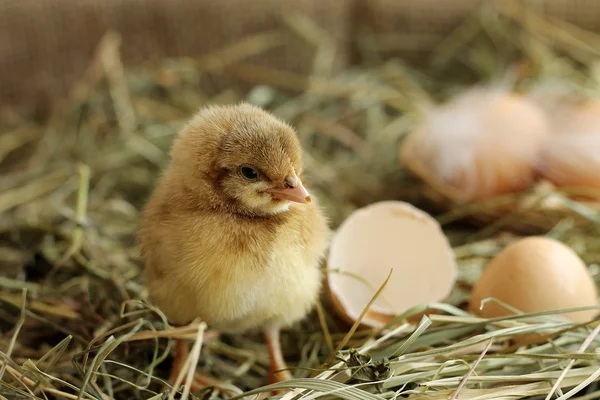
[1,1,600,399]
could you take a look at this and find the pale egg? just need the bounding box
[326,201,457,328]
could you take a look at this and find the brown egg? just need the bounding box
[326,201,457,328]
[469,236,599,322]
[537,100,600,191]
[400,87,548,202]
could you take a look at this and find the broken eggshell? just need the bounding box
[537,99,600,192]
[400,87,549,203]
[326,201,457,328]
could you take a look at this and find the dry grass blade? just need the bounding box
[100,31,137,137]
[448,339,493,400]
[56,164,91,267]
[314,301,334,355]
[0,168,71,213]
[545,323,600,400]
[193,30,286,72]
[168,321,207,400]
[231,378,386,400]
[0,359,87,400]
[324,268,394,367]
[0,290,26,382]
[0,126,38,164]
[389,316,433,359]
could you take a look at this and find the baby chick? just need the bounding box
[138,103,330,390]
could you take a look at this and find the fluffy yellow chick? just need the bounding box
[138,103,330,391]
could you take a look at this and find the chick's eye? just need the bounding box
[240,166,259,180]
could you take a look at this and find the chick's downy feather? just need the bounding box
[138,103,330,333]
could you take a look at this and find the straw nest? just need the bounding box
[1,1,600,399]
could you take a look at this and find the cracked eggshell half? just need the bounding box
[326,201,458,328]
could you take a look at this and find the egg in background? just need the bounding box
[400,86,549,203]
[537,99,600,191]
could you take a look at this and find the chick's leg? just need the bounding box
[167,336,228,393]
[167,338,189,385]
[167,330,220,384]
[263,326,294,383]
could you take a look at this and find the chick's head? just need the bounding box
[170,103,311,216]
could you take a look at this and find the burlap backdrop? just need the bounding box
[2,0,600,113]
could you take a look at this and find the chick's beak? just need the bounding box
[267,177,311,203]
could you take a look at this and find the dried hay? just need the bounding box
[1,1,600,399]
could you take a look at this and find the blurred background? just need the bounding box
[3,0,600,111]
[5,0,600,224]
[3,0,600,399]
